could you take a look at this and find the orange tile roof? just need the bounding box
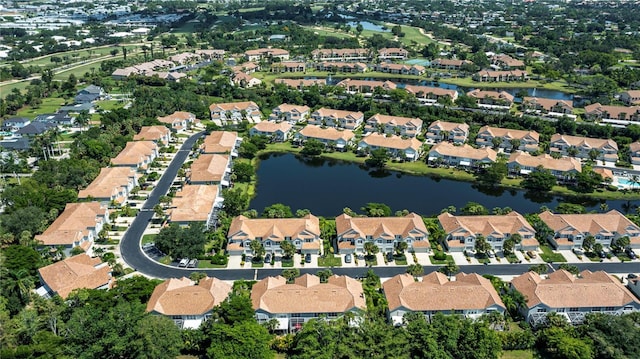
[78,167,138,201]
[228,214,320,243]
[508,152,581,173]
[202,131,238,154]
[383,272,505,312]
[429,142,497,161]
[467,89,515,103]
[157,111,195,125]
[336,213,428,240]
[209,101,259,112]
[251,274,366,314]
[405,85,457,98]
[523,97,573,112]
[189,154,229,183]
[428,120,469,133]
[438,212,536,240]
[361,133,423,151]
[313,107,363,120]
[478,126,539,142]
[538,210,639,241]
[298,125,355,142]
[367,114,423,128]
[273,103,310,114]
[35,202,107,246]
[251,121,293,133]
[111,141,157,167]
[146,277,232,315]
[550,134,618,151]
[169,185,218,223]
[38,254,111,299]
[133,126,171,142]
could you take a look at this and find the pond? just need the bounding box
[249,153,636,217]
[346,21,390,32]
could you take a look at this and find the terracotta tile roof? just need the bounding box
[146,277,232,315]
[35,202,107,246]
[432,58,471,67]
[157,111,195,125]
[228,214,320,243]
[275,78,327,87]
[538,210,639,241]
[378,47,408,55]
[38,254,111,299]
[251,121,293,133]
[584,103,640,119]
[508,152,581,173]
[202,131,238,154]
[523,97,573,112]
[189,154,229,183]
[361,133,423,151]
[245,48,289,56]
[428,120,469,133]
[209,101,259,112]
[512,270,640,309]
[479,126,538,141]
[383,272,505,312]
[405,85,457,98]
[133,126,171,142]
[312,48,370,57]
[337,79,397,90]
[593,167,614,180]
[313,108,364,121]
[169,185,218,223]
[429,142,497,161]
[336,213,428,240]
[273,103,310,114]
[298,125,355,142]
[550,134,618,151]
[437,212,537,240]
[630,141,640,153]
[111,141,157,167]
[367,114,423,128]
[78,167,138,201]
[251,274,366,314]
[467,89,515,103]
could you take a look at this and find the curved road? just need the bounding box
[121,132,640,280]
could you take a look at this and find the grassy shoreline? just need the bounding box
[252,143,640,202]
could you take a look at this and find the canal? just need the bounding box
[250,153,637,217]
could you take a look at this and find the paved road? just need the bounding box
[121,132,640,280]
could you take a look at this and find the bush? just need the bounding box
[434,251,447,260]
[211,253,228,265]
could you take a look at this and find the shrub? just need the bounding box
[434,251,447,261]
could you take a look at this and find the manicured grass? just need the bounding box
[429,254,454,265]
[441,77,576,93]
[539,245,567,263]
[506,253,521,263]
[501,350,535,359]
[251,261,264,268]
[394,254,408,265]
[585,252,604,262]
[159,256,172,265]
[476,257,491,264]
[301,25,355,39]
[281,258,294,267]
[142,234,157,245]
[318,254,342,267]
[95,100,124,111]
[365,255,378,266]
[16,97,66,119]
[398,25,437,47]
[197,260,227,268]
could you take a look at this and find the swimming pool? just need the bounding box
[617,177,639,188]
[405,59,431,66]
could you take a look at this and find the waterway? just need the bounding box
[346,21,390,32]
[250,153,637,217]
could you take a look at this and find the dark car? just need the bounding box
[628,273,638,279]
[598,250,606,259]
[386,252,394,262]
[345,254,352,263]
[304,253,312,263]
[626,249,637,259]
[264,253,272,263]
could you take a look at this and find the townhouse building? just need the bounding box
[336,79,397,94]
[209,101,262,125]
[37,254,112,299]
[425,120,469,144]
[77,167,139,205]
[195,49,225,61]
[295,125,355,151]
[466,89,515,107]
[490,54,525,69]
[133,125,172,145]
[168,52,201,65]
[475,126,540,152]
[511,270,640,326]
[226,214,322,256]
[249,121,294,142]
[549,134,619,162]
[231,71,262,88]
[35,202,109,255]
[364,114,423,137]
[507,152,581,181]
[377,47,409,60]
[583,103,640,124]
[538,210,640,249]
[522,97,574,117]
[374,63,425,76]
[201,131,241,156]
[188,154,231,186]
[244,48,289,62]
[251,274,366,332]
[270,61,306,73]
[146,277,232,329]
[309,108,364,130]
[404,85,458,103]
[620,90,640,105]
[314,62,368,73]
[110,141,159,171]
[232,62,259,74]
[157,111,198,132]
[358,133,423,161]
[168,185,222,229]
[2,117,30,131]
[473,70,529,82]
[437,211,539,252]
[335,213,430,255]
[269,103,310,123]
[275,78,327,90]
[428,142,497,169]
[311,48,371,62]
[630,141,640,165]
[431,58,472,70]
[383,273,505,326]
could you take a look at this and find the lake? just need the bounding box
[250,153,635,217]
[346,21,389,32]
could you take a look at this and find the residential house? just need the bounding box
[244,48,289,62]
[209,101,262,125]
[522,97,574,117]
[2,117,30,132]
[507,152,581,181]
[314,62,368,73]
[364,114,423,137]
[201,131,241,156]
[249,121,294,142]
[583,103,640,124]
[15,122,56,139]
[628,277,640,299]
[295,125,355,151]
[511,270,640,326]
[34,113,74,126]
[337,79,397,94]
[270,61,306,73]
[195,49,225,61]
[377,48,409,60]
[34,202,109,255]
[437,211,539,252]
[630,141,640,165]
[335,213,430,255]
[358,133,423,161]
[251,274,366,332]
[269,103,310,123]
[146,277,232,329]
[475,126,540,152]
[549,134,619,162]
[232,62,259,74]
[231,71,262,88]
[227,214,322,256]
[404,85,458,103]
[490,54,525,69]
[188,154,231,186]
[466,89,515,107]
[375,63,425,76]
[383,272,506,325]
[37,254,112,299]
[431,58,472,70]
[110,141,158,171]
[311,48,371,62]
[620,90,640,105]
[274,78,326,90]
[428,142,497,169]
[538,210,640,249]
[473,70,529,82]
[169,52,201,65]
[168,185,221,228]
[78,167,139,205]
[75,84,105,103]
[133,125,172,145]
[309,108,364,129]
[157,111,198,132]
[425,120,469,144]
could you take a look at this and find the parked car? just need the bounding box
[178,258,189,267]
[572,248,584,256]
[626,249,637,259]
[487,251,495,258]
[345,254,352,263]
[386,252,394,262]
[527,251,537,258]
[597,250,606,259]
[304,253,312,263]
[628,273,638,279]
[264,253,272,264]
[187,259,198,268]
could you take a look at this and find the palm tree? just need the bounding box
[406,263,424,277]
[5,269,34,305]
[75,110,90,131]
[438,261,459,279]
[363,242,379,258]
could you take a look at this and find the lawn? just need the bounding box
[197,260,227,269]
[394,254,408,265]
[506,253,521,263]
[429,254,455,265]
[441,77,576,93]
[251,261,264,268]
[318,253,342,267]
[142,234,157,245]
[95,100,125,111]
[281,257,294,267]
[365,255,378,266]
[539,245,567,263]
[16,97,66,119]
[501,350,535,359]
